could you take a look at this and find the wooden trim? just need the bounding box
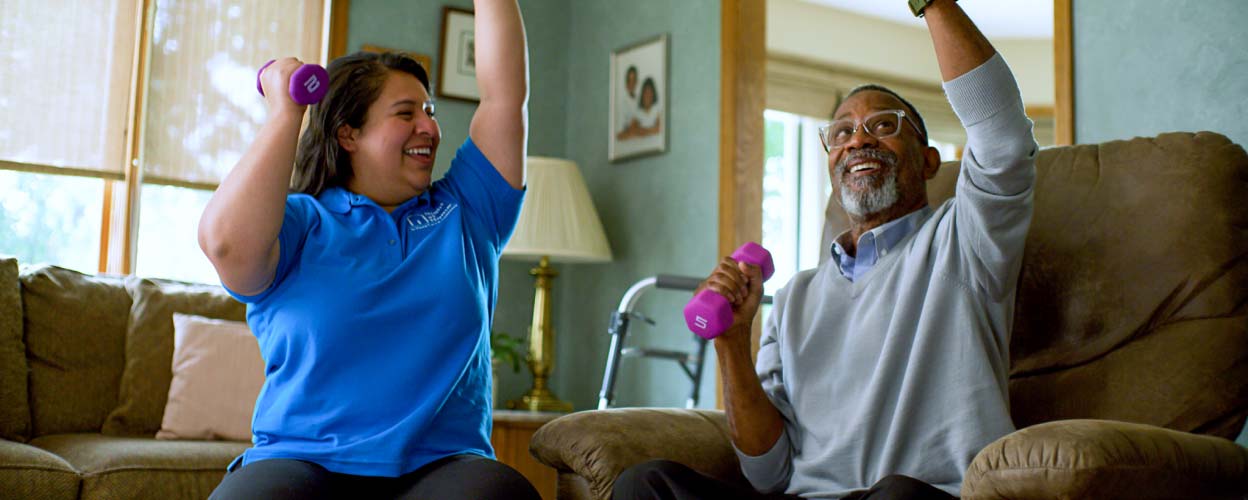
[1054,0,1074,145]
[328,0,351,60]
[98,181,114,273]
[141,176,219,192]
[0,160,124,181]
[1025,105,1055,118]
[121,0,154,275]
[718,0,766,408]
[718,0,765,322]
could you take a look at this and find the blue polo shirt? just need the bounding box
[226,139,524,477]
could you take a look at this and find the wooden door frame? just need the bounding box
[715,0,1075,407]
[1054,0,1074,145]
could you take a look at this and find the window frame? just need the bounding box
[13,0,351,273]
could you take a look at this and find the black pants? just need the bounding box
[612,460,956,500]
[208,454,540,500]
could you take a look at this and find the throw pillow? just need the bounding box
[157,313,263,441]
[102,277,246,436]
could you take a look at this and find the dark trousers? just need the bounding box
[208,454,540,500]
[612,460,956,500]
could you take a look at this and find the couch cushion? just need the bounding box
[0,438,79,500]
[962,419,1248,499]
[22,265,132,436]
[31,433,249,500]
[0,256,31,441]
[103,278,247,437]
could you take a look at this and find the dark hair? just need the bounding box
[291,51,431,196]
[842,84,928,144]
[640,77,659,107]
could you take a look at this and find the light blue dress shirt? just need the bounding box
[830,205,934,282]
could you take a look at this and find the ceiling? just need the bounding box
[799,0,1054,39]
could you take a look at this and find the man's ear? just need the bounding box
[922,146,942,179]
[336,125,358,152]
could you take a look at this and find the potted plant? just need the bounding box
[490,330,525,408]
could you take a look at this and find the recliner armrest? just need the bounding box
[962,419,1248,499]
[529,408,746,500]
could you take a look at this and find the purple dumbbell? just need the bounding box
[256,59,329,105]
[683,242,775,340]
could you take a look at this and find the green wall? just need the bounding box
[348,0,723,410]
[1074,0,1248,148]
[553,0,722,410]
[1073,0,1248,446]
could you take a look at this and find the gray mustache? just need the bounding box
[835,148,898,176]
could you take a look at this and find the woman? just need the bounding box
[198,1,537,498]
[627,77,661,139]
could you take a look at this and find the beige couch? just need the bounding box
[0,259,249,499]
[530,132,1248,499]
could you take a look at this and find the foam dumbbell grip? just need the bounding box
[256,60,329,105]
[683,242,775,340]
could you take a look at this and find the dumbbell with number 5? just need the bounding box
[256,59,328,105]
[683,242,774,339]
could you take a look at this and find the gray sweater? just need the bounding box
[737,54,1037,498]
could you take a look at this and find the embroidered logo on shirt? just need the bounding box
[406,202,459,230]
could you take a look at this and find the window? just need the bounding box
[0,170,104,274]
[762,110,830,298]
[0,1,335,283]
[134,185,217,284]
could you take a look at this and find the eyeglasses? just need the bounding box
[817,110,925,152]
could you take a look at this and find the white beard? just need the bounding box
[839,170,899,216]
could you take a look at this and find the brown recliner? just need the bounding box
[529,132,1248,499]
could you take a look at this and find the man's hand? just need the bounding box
[698,256,765,343]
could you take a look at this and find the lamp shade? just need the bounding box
[503,157,613,263]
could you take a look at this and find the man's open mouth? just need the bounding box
[849,162,882,174]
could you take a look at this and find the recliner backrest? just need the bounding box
[821,132,1248,438]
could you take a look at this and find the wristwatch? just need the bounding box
[909,0,955,18]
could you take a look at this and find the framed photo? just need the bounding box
[360,44,432,77]
[609,34,669,162]
[438,7,479,102]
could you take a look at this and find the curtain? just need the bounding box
[140,0,324,188]
[0,0,138,178]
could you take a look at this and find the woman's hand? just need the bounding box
[258,57,309,118]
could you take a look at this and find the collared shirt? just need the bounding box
[226,139,524,477]
[830,205,934,282]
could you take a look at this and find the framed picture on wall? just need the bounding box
[360,44,433,77]
[609,34,669,162]
[438,7,479,102]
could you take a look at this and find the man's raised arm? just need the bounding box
[922,0,996,82]
[924,0,1038,299]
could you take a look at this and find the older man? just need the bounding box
[613,0,1037,499]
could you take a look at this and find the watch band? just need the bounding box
[909,0,955,18]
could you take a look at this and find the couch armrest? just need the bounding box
[962,419,1248,499]
[529,408,746,500]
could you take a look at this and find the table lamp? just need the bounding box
[503,156,613,412]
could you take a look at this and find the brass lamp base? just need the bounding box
[507,256,574,413]
[506,388,573,413]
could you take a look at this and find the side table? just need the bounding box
[492,410,564,499]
